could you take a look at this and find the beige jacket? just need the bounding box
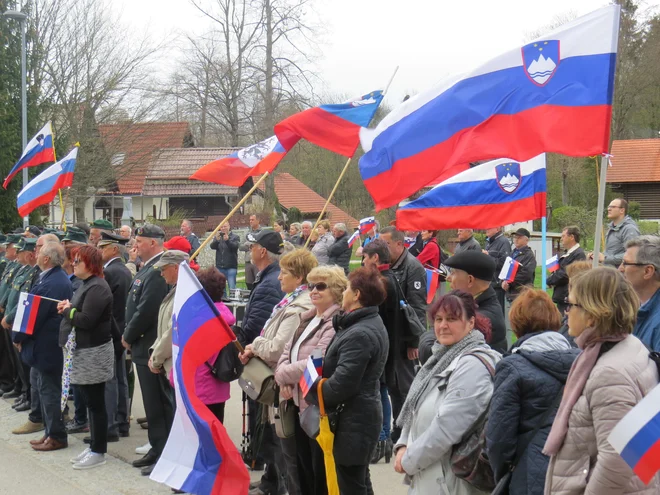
[149,287,176,375]
[545,335,660,495]
[251,290,313,369]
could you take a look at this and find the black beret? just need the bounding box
[444,251,496,281]
[98,231,128,247]
[134,224,165,239]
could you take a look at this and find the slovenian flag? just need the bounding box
[299,354,323,398]
[347,230,360,248]
[150,262,249,495]
[190,136,288,187]
[608,384,660,484]
[425,268,440,304]
[546,255,560,272]
[396,155,546,230]
[359,5,620,210]
[3,122,56,189]
[17,147,77,218]
[12,293,42,335]
[499,257,521,283]
[359,216,376,235]
[275,91,383,158]
[404,237,415,249]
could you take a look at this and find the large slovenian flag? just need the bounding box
[275,91,384,157]
[190,136,287,187]
[608,384,660,484]
[16,147,77,218]
[3,122,56,189]
[150,262,249,495]
[397,154,546,230]
[12,293,43,335]
[359,5,620,210]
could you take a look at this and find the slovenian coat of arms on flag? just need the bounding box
[12,293,43,335]
[299,352,323,398]
[499,256,521,283]
[359,216,376,235]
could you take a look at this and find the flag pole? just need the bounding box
[304,67,400,249]
[58,188,67,231]
[190,172,270,262]
[541,216,547,290]
[594,157,606,248]
[592,154,609,268]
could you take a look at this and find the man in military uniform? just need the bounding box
[60,227,88,246]
[0,234,8,278]
[0,235,20,393]
[89,219,114,247]
[121,224,171,475]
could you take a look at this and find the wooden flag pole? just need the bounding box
[594,156,606,249]
[190,172,270,262]
[59,188,69,231]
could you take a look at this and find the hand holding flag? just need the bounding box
[347,230,360,248]
[299,353,323,398]
[499,257,521,283]
[546,255,560,272]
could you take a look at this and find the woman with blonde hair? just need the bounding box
[311,220,335,265]
[544,267,660,494]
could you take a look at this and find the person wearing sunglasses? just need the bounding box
[275,265,348,495]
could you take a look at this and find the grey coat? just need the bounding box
[604,216,640,267]
[311,232,335,265]
[455,236,482,254]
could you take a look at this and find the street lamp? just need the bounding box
[2,9,29,228]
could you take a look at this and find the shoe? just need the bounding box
[248,486,288,495]
[83,435,119,444]
[3,389,21,399]
[370,439,385,464]
[384,438,393,463]
[65,420,89,434]
[70,447,91,463]
[140,422,148,430]
[118,430,130,438]
[11,399,26,409]
[13,395,25,405]
[14,401,31,412]
[0,383,14,394]
[135,442,151,455]
[136,417,148,425]
[32,437,68,451]
[249,481,261,490]
[29,435,47,446]
[73,452,106,470]
[132,452,158,468]
[141,464,155,476]
[12,420,45,435]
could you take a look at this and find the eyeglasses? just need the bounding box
[308,282,328,292]
[565,302,583,312]
[607,205,623,209]
[620,261,650,267]
[73,259,81,265]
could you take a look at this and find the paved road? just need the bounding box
[0,379,408,494]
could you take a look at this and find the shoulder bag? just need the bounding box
[238,355,277,405]
[299,378,342,439]
[273,395,296,439]
[392,276,426,337]
[206,340,244,382]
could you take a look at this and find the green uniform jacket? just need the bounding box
[0,260,20,310]
[123,252,168,365]
[0,255,7,279]
[5,265,41,325]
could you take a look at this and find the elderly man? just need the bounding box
[547,226,586,315]
[502,228,536,302]
[61,227,88,246]
[327,223,352,275]
[591,198,640,267]
[454,228,481,254]
[484,226,511,314]
[180,219,200,255]
[620,235,660,351]
[241,214,262,290]
[15,242,72,451]
[119,225,132,239]
[299,220,313,247]
[121,224,170,474]
[24,225,42,238]
[88,219,114,247]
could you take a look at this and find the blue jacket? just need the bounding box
[634,287,660,352]
[238,262,284,347]
[15,266,73,374]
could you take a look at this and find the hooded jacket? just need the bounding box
[604,216,640,268]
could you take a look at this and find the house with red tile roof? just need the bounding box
[606,139,660,219]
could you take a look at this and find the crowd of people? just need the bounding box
[0,196,659,495]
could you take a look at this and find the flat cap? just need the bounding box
[90,219,114,231]
[512,228,531,238]
[154,250,188,269]
[444,251,496,282]
[247,230,283,255]
[134,224,165,239]
[62,227,88,244]
[98,231,129,247]
[17,237,37,252]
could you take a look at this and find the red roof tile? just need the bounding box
[98,122,192,194]
[607,139,660,183]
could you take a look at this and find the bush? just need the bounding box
[638,221,659,235]
[287,207,303,223]
[628,201,641,221]
[551,206,597,242]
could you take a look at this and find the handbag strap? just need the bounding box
[317,378,328,417]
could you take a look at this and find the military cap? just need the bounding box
[25,225,42,237]
[154,249,189,269]
[16,237,37,252]
[98,231,129,247]
[90,219,114,231]
[55,231,66,241]
[6,234,23,246]
[512,228,531,238]
[0,235,7,245]
[247,230,284,255]
[61,227,88,244]
[13,227,24,234]
[444,251,496,282]
[43,227,57,234]
[134,224,165,239]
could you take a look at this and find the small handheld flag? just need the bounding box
[404,237,415,249]
[546,255,560,272]
[347,230,360,248]
[3,122,56,189]
[359,216,376,235]
[299,354,323,398]
[12,293,43,335]
[499,257,521,283]
[608,384,660,484]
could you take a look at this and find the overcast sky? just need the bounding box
[117,0,660,105]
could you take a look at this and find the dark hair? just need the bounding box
[380,226,405,243]
[197,267,227,303]
[64,245,77,262]
[563,225,581,243]
[616,198,629,214]
[423,230,438,237]
[429,290,492,342]
[509,288,562,337]
[348,267,387,307]
[362,239,390,264]
[73,245,104,277]
[276,220,288,229]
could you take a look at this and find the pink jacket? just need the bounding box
[275,304,340,412]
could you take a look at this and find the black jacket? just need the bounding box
[390,251,427,345]
[308,306,389,466]
[210,232,239,269]
[238,262,284,347]
[327,233,352,275]
[104,258,132,332]
[486,232,512,285]
[408,233,423,257]
[123,252,169,364]
[506,245,537,300]
[547,246,586,305]
[378,267,412,381]
[486,332,579,495]
[60,275,113,350]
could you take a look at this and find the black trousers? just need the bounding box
[386,355,415,443]
[207,402,225,423]
[0,327,15,386]
[494,286,506,316]
[294,408,327,495]
[135,364,174,456]
[335,464,374,495]
[79,382,107,454]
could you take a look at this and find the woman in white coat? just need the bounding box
[393,290,501,495]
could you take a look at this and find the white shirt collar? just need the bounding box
[562,243,581,257]
[103,257,121,269]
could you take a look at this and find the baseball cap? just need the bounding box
[154,250,189,269]
[512,228,531,238]
[164,236,192,252]
[247,230,284,255]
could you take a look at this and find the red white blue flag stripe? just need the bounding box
[425,268,440,304]
[359,5,620,210]
[3,122,56,189]
[499,257,521,283]
[275,91,383,157]
[546,255,560,272]
[190,136,287,187]
[12,293,42,335]
[347,230,360,248]
[299,355,323,398]
[150,262,249,495]
[608,384,660,484]
[359,216,376,235]
[16,147,77,218]
[397,154,546,231]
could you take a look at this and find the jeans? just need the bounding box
[79,382,107,454]
[29,367,42,424]
[36,368,66,443]
[106,352,130,436]
[279,433,301,495]
[218,268,237,294]
[378,383,392,441]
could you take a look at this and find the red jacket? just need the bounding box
[416,237,440,268]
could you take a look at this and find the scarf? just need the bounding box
[396,329,485,430]
[260,284,308,336]
[543,326,627,455]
